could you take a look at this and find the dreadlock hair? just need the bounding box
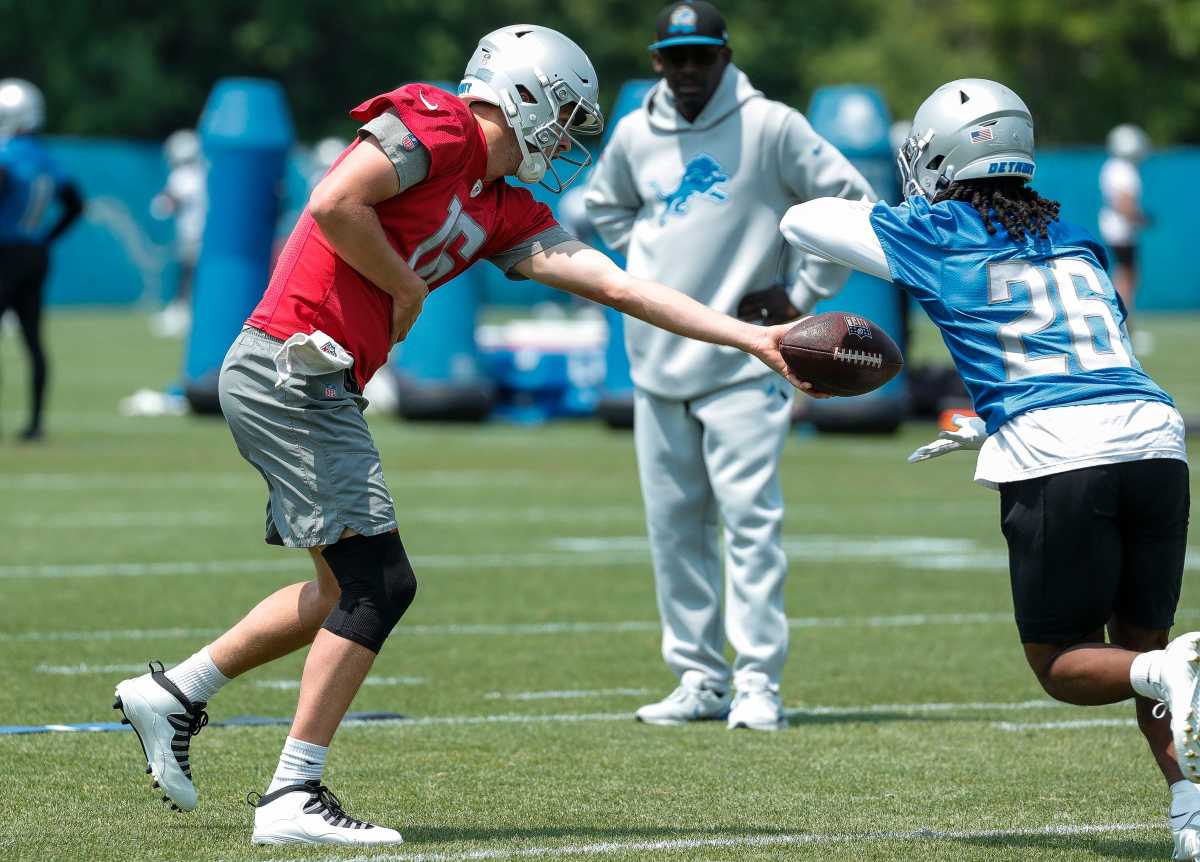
[932,178,1061,242]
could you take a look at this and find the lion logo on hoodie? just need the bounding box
[654,154,728,224]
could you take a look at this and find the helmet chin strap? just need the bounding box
[516,148,548,183]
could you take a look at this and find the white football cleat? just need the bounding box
[635,670,731,726]
[727,676,784,732]
[1153,632,1200,783]
[1172,786,1200,861]
[250,781,403,846]
[113,661,209,812]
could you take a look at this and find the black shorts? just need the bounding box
[1110,244,1137,269]
[1000,458,1189,644]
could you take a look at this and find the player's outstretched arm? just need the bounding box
[308,139,428,343]
[780,198,893,282]
[515,239,814,393]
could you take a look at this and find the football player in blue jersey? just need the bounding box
[0,78,83,440]
[781,78,1199,860]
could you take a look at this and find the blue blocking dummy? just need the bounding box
[804,86,907,432]
[184,78,293,413]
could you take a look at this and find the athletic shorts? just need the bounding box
[1000,458,1189,644]
[1110,244,1137,269]
[218,326,397,548]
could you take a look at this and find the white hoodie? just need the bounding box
[585,64,875,400]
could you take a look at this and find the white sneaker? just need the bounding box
[250,781,403,845]
[1172,787,1200,861]
[114,661,209,812]
[727,677,783,732]
[1153,632,1200,782]
[635,671,731,726]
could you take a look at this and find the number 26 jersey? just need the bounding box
[869,196,1171,434]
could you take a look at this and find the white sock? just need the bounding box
[267,736,328,794]
[1173,780,1199,797]
[1130,650,1164,700]
[164,646,230,704]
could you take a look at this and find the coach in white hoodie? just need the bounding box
[585,0,873,730]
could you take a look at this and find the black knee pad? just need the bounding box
[319,532,417,653]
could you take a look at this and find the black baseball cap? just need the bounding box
[649,1,729,51]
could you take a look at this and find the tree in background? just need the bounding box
[1,0,1197,144]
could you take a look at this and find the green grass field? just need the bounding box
[2,310,1199,862]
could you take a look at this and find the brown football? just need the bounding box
[780,312,903,397]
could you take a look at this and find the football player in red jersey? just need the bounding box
[113,25,808,845]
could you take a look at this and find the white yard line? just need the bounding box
[7,609,1199,644]
[254,676,426,690]
[34,662,159,675]
[280,821,1160,862]
[0,470,530,492]
[484,688,653,701]
[4,531,1197,579]
[995,718,1137,732]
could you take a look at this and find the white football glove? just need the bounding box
[907,415,987,463]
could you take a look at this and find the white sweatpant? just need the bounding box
[634,376,792,690]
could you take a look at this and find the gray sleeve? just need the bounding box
[358,109,430,193]
[776,108,878,308]
[488,225,576,280]
[583,120,641,254]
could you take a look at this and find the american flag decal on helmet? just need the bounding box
[970,126,994,143]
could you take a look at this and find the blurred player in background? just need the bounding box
[585,0,873,731]
[150,128,207,338]
[1100,123,1151,332]
[113,25,808,846]
[782,78,1200,861]
[0,78,83,441]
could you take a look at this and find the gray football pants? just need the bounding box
[634,376,792,690]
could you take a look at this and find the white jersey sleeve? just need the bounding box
[779,197,891,282]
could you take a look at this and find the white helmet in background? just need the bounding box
[459,25,604,193]
[1107,124,1150,163]
[164,129,201,167]
[897,78,1035,201]
[0,78,45,137]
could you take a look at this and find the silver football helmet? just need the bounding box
[0,78,45,138]
[460,25,604,193]
[897,78,1035,201]
[1107,123,1150,163]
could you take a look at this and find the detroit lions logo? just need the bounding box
[653,154,729,224]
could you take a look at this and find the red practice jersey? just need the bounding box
[248,84,560,390]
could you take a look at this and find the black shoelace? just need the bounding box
[306,784,374,830]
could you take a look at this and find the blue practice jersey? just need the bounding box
[870,196,1172,433]
[0,135,68,244]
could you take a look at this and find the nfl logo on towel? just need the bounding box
[970,126,994,143]
[325,385,338,398]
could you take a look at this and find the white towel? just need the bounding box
[272,330,354,389]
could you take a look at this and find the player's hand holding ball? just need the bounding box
[775,311,903,397]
